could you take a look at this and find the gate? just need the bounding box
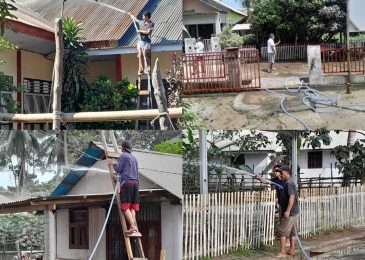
[181,49,261,94]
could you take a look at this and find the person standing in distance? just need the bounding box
[267,33,280,73]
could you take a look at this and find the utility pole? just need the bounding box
[52,18,64,130]
[291,131,298,185]
[346,0,352,94]
[199,130,208,194]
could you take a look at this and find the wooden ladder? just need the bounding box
[100,130,147,260]
[135,73,152,130]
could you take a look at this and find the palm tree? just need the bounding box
[38,131,68,178]
[0,130,39,195]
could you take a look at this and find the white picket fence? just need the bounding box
[183,186,365,259]
[261,44,308,61]
[183,191,276,260]
[298,186,365,239]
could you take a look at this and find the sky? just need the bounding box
[222,0,243,9]
[0,169,55,188]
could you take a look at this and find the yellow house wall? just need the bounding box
[1,49,17,82]
[0,49,53,82]
[21,50,53,81]
[88,51,181,85]
[87,59,116,83]
[2,48,181,86]
[122,51,181,84]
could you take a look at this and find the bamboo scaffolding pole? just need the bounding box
[0,108,182,123]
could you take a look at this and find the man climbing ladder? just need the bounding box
[128,11,154,75]
[108,140,141,236]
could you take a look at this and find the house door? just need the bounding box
[197,24,214,39]
[137,203,161,260]
[107,203,161,260]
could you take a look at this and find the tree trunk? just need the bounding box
[343,130,356,186]
[152,58,171,130]
[18,153,27,196]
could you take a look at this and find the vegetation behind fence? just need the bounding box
[183,186,365,259]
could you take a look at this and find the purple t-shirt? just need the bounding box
[113,152,139,186]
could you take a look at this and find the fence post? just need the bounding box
[199,130,208,194]
[307,45,323,85]
[346,0,352,94]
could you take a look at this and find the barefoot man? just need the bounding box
[276,165,299,257]
[108,140,140,236]
[267,33,280,73]
[128,11,154,75]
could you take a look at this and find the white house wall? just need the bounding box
[56,208,106,260]
[298,150,340,179]
[183,13,217,26]
[161,202,183,260]
[244,153,271,174]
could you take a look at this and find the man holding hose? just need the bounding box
[128,11,154,75]
[276,165,299,257]
[108,140,140,236]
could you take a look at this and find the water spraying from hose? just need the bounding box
[87,0,153,107]
[185,161,312,259]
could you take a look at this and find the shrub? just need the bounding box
[76,75,138,129]
[219,26,244,49]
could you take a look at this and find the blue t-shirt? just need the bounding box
[113,152,139,186]
[271,177,285,203]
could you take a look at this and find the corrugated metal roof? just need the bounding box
[7,0,54,32]
[0,194,13,204]
[15,0,182,47]
[51,143,104,196]
[119,0,182,47]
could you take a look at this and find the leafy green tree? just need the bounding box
[153,139,182,155]
[276,129,332,163]
[62,17,89,113]
[0,214,44,252]
[0,0,16,36]
[251,0,346,43]
[116,130,181,151]
[332,139,365,186]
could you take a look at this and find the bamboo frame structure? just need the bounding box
[0,108,182,123]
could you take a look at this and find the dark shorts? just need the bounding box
[120,181,139,211]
